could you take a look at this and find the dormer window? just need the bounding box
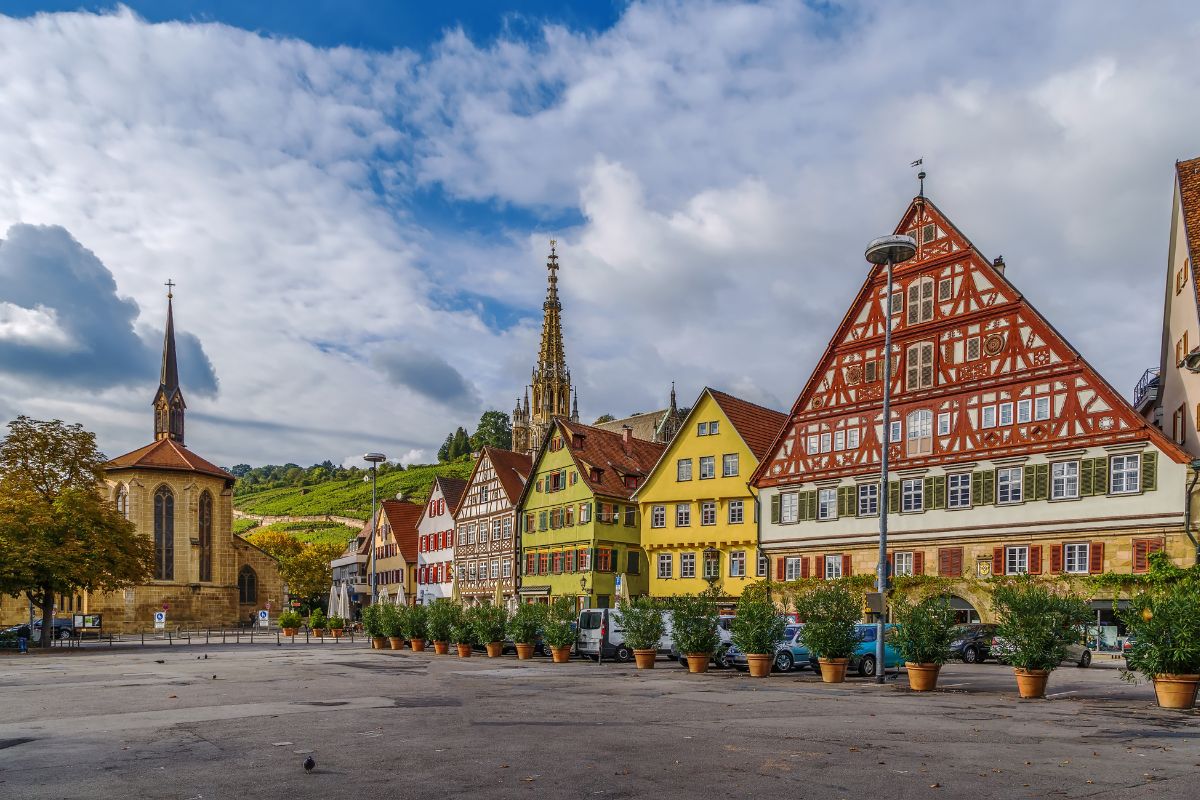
[590,467,603,482]
[572,434,585,448]
[624,475,639,489]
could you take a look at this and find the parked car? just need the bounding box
[1122,636,1137,668]
[29,619,74,642]
[576,607,674,662]
[725,623,811,672]
[670,614,734,667]
[948,623,998,664]
[991,631,1092,668]
[807,624,903,678]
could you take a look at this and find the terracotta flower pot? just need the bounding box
[746,654,772,678]
[456,643,472,658]
[312,629,325,638]
[410,638,426,652]
[686,654,710,673]
[388,637,403,650]
[1014,668,1050,698]
[818,657,849,683]
[515,643,534,660]
[282,628,298,637]
[633,649,657,669]
[371,637,386,649]
[905,663,941,692]
[433,640,449,655]
[550,646,572,663]
[331,629,343,639]
[486,642,503,658]
[1153,674,1200,709]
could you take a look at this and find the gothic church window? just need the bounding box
[238,565,257,604]
[153,486,174,580]
[198,490,213,582]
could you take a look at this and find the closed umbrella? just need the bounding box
[339,582,351,620]
[378,585,390,605]
[327,585,338,617]
[493,576,504,607]
[618,573,631,604]
[394,582,407,606]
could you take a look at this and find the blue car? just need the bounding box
[807,624,903,678]
[724,624,811,672]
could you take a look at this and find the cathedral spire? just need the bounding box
[537,239,567,377]
[153,281,186,444]
[514,240,574,456]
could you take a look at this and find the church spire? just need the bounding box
[537,239,568,378]
[153,281,186,444]
[516,240,574,456]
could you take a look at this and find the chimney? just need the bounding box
[993,255,1005,275]
[622,425,633,451]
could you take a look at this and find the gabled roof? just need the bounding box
[380,499,423,562]
[107,437,233,482]
[1177,157,1200,314]
[555,418,666,500]
[707,389,789,461]
[435,476,468,514]
[483,446,533,504]
[594,410,666,442]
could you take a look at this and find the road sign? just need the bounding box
[614,574,622,590]
[162,603,170,611]
[154,611,166,630]
[258,609,269,628]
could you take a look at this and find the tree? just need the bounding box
[594,414,616,424]
[229,464,252,478]
[471,410,512,451]
[277,541,344,606]
[437,432,455,462]
[0,417,153,648]
[448,426,471,460]
[245,529,304,561]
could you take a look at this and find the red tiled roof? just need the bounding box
[1178,158,1200,313]
[380,499,423,563]
[483,447,532,504]
[707,389,789,462]
[435,476,469,514]
[106,437,233,481]
[556,419,666,500]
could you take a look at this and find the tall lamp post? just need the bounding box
[364,452,387,605]
[864,233,917,685]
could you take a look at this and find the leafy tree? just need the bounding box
[245,529,304,561]
[229,464,252,478]
[246,530,340,607]
[594,414,616,424]
[471,410,512,451]
[0,417,154,648]
[448,427,471,460]
[437,433,455,463]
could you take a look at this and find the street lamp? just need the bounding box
[864,233,917,685]
[364,452,387,604]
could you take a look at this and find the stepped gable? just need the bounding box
[707,389,789,461]
[380,499,423,562]
[557,419,666,500]
[1179,157,1200,312]
[435,475,468,514]
[752,194,1189,489]
[107,437,233,483]
[482,447,533,504]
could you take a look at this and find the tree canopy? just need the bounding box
[438,410,513,461]
[247,529,340,607]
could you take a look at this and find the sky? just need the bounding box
[0,1,1198,469]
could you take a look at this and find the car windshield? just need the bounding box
[578,611,602,630]
[783,625,799,639]
[856,626,876,643]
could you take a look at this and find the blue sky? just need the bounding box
[0,2,1198,467]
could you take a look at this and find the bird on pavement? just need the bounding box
[303,756,315,773]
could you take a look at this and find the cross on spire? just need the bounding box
[165,279,175,298]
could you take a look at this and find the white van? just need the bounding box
[576,607,674,663]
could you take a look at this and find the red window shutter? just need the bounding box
[842,554,852,577]
[887,552,894,576]
[951,548,963,577]
[1133,539,1149,573]
[1029,545,1042,575]
[1049,544,1063,574]
[913,551,924,575]
[801,557,809,579]
[776,558,785,580]
[1088,541,1104,574]
[992,546,1004,576]
[937,548,950,577]
[815,554,826,579]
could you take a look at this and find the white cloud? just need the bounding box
[0,302,75,350]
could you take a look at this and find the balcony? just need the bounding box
[1133,368,1159,413]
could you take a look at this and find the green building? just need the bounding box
[517,418,665,611]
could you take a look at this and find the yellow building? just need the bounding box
[637,388,787,608]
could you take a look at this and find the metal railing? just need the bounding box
[1132,367,1160,408]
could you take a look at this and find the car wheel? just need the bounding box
[809,658,820,672]
[615,646,632,663]
[1078,650,1091,668]
[58,628,71,640]
[774,651,794,672]
[962,646,979,664]
[678,655,688,668]
[858,654,877,678]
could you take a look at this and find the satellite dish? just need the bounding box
[1182,349,1200,374]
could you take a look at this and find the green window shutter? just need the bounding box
[982,471,995,505]
[1093,457,1109,495]
[971,471,983,504]
[770,494,780,524]
[1080,458,1095,496]
[923,477,935,509]
[538,511,547,531]
[806,491,818,520]
[888,481,900,513]
[836,486,850,516]
[1023,465,1036,503]
[1141,451,1158,492]
[798,492,811,522]
[1034,463,1049,500]
[931,475,946,510]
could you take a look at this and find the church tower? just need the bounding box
[152,284,186,445]
[512,241,575,456]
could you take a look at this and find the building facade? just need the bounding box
[453,447,532,607]
[415,476,466,604]
[637,388,786,607]
[370,499,421,606]
[753,193,1192,630]
[518,419,665,609]
[594,383,688,445]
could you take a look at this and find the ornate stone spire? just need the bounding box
[152,281,186,444]
[537,240,568,380]
[519,240,574,455]
[571,387,579,422]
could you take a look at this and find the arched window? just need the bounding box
[906,409,933,457]
[198,491,213,582]
[238,565,257,604]
[115,484,128,519]
[153,486,174,580]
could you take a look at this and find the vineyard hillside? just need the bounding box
[241,520,362,548]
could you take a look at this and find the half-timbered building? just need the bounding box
[753,191,1192,628]
[415,476,467,604]
[453,447,532,608]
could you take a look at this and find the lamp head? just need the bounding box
[865,234,918,266]
[363,452,387,464]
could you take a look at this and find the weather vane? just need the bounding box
[911,158,926,197]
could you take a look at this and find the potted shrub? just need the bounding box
[309,609,328,636]
[361,605,386,649]
[795,582,861,683]
[474,604,509,658]
[427,599,460,655]
[614,597,667,669]
[542,597,578,663]
[328,615,346,639]
[730,595,785,678]
[380,604,404,650]
[1122,562,1200,709]
[891,594,957,691]
[402,604,428,652]
[278,610,302,638]
[451,607,477,658]
[508,603,547,660]
[670,593,720,673]
[992,578,1091,699]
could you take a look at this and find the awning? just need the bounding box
[518,585,551,596]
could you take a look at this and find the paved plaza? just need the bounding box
[1,644,1197,799]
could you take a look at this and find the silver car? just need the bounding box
[990,631,1092,668]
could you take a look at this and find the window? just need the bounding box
[1111,454,1141,494]
[502,560,512,578]
[535,514,544,533]
[1034,396,1050,421]
[818,488,837,520]
[906,340,935,391]
[468,562,477,580]
[730,551,746,577]
[906,276,934,324]
[1064,543,1090,574]
[237,565,257,604]
[892,551,914,577]
[153,486,174,581]
[457,527,466,546]
[820,433,832,453]
[697,421,709,436]
[784,557,803,580]
[480,485,489,503]
[699,456,715,480]
[998,402,1013,426]
[890,420,902,443]
[624,505,636,527]
[981,406,996,428]
[580,502,592,523]
[578,549,591,571]
[1017,399,1032,424]
[728,500,744,524]
[780,492,799,523]
[1173,404,1186,444]
[864,360,879,383]
[947,473,971,508]
[824,554,843,579]
[1177,331,1191,366]
[906,409,932,456]
[1051,461,1079,499]
[847,429,860,449]
[700,501,716,525]
[756,554,769,577]
[198,490,213,583]
[834,431,845,451]
[703,551,720,579]
[889,290,903,315]
[997,467,1023,503]
[858,484,878,517]
[491,560,500,579]
[651,505,666,528]
[503,517,512,538]
[901,478,923,512]
[938,277,952,300]
[1005,545,1028,575]
[677,459,693,481]
[722,453,739,477]
[676,503,691,527]
[657,553,673,578]
[115,484,128,519]
[709,421,719,435]
[807,435,820,455]
[937,412,951,436]
[966,336,981,360]
[680,552,696,578]
[566,505,575,526]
